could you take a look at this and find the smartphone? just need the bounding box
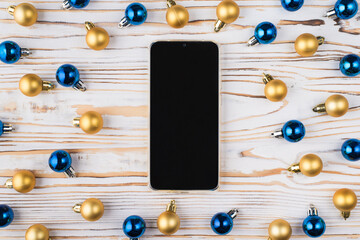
[150,41,219,190]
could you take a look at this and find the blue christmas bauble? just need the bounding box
[281,0,304,11]
[0,205,14,228]
[341,139,360,161]
[335,0,358,19]
[0,41,21,64]
[56,64,80,87]
[282,120,305,142]
[125,3,147,25]
[123,215,146,238]
[69,0,90,8]
[303,215,326,238]
[254,22,277,44]
[340,54,360,77]
[49,150,72,172]
[210,212,233,235]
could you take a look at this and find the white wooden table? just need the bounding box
[0,0,359,239]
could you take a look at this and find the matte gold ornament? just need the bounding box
[73,198,104,221]
[85,22,110,51]
[166,0,189,28]
[157,200,180,235]
[7,3,38,27]
[5,170,36,193]
[333,188,357,220]
[19,74,55,97]
[73,111,103,134]
[25,224,51,240]
[313,94,349,117]
[295,33,324,57]
[262,73,287,102]
[288,153,323,177]
[214,0,239,32]
[268,219,292,240]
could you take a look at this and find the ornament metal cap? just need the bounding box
[271,129,283,138]
[6,5,16,15]
[64,166,76,178]
[20,48,31,59]
[73,80,86,91]
[227,208,238,219]
[247,35,259,46]
[1,122,14,134]
[62,0,73,10]
[308,204,318,216]
[118,17,131,28]
[324,8,336,18]
[167,0,176,8]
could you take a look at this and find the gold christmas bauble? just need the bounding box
[166,5,189,28]
[325,94,349,117]
[216,0,240,24]
[13,170,36,193]
[157,211,180,235]
[86,27,110,51]
[80,111,103,134]
[295,33,319,57]
[264,79,287,102]
[299,154,323,177]
[80,198,104,221]
[268,219,292,240]
[25,224,49,240]
[19,74,43,97]
[13,3,38,27]
[333,188,357,212]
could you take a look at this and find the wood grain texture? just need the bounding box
[0,0,360,239]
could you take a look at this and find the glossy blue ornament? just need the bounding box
[56,64,86,91]
[303,205,326,238]
[118,3,147,28]
[341,138,360,161]
[0,205,14,228]
[281,0,304,11]
[62,0,90,9]
[210,209,238,235]
[248,22,277,46]
[272,120,306,142]
[123,215,146,239]
[0,120,14,136]
[49,150,76,177]
[340,54,360,77]
[0,41,30,64]
[325,0,358,19]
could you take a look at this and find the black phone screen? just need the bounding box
[150,41,219,190]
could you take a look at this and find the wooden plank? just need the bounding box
[0,0,360,239]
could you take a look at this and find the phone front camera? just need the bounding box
[182,43,187,48]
